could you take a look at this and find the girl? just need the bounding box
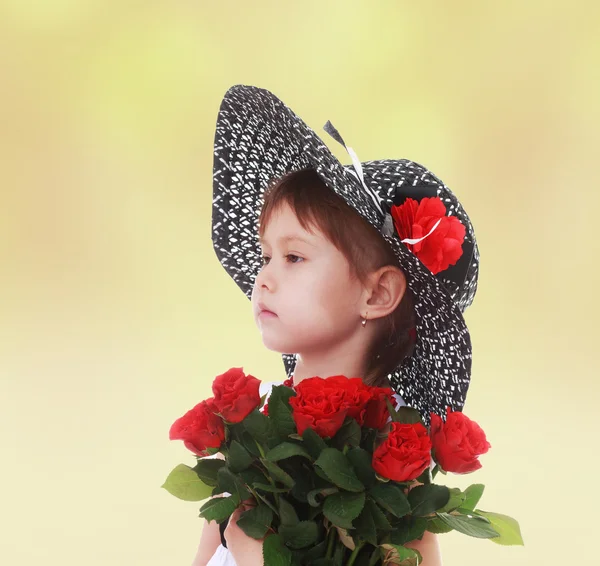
[194,85,479,566]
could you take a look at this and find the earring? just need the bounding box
[361,312,368,328]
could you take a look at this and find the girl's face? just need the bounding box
[251,203,367,356]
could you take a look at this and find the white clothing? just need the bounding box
[204,380,407,566]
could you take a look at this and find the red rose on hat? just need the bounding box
[169,398,225,456]
[391,197,466,275]
[430,408,491,473]
[289,376,349,438]
[372,421,432,482]
[212,367,261,424]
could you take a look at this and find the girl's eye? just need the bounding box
[261,254,303,265]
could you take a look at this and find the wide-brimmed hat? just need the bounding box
[211,84,479,424]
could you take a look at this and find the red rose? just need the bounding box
[289,376,349,438]
[363,386,398,430]
[324,375,373,425]
[169,398,225,457]
[391,197,466,275]
[430,408,491,473]
[212,367,261,424]
[372,422,432,482]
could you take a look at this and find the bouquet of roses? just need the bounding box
[163,368,523,565]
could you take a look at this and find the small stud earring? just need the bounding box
[361,312,368,328]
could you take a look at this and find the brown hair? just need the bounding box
[258,168,416,387]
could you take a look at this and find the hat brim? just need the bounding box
[212,84,474,424]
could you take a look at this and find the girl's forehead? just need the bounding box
[259,203,323,245]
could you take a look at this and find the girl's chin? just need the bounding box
[259,333,299,354]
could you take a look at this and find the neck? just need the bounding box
[291,338,372,386]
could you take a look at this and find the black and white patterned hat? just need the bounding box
[212,85,479,424]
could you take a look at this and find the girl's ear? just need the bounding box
[363,265,407,320]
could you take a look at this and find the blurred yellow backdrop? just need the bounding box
[1,1,598,565]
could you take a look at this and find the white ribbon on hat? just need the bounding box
[323,120,440,245]
[323,121,385,216]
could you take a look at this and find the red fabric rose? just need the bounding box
[430,408,491,473]
[391,197,466,275]
[372,422,432,482]
[212,367,261,424]
[289,376,349,438]
[363,386,398,430]
[169,398,225,457]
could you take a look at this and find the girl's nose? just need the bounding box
[255,264,275,291]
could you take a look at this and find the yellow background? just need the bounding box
[1,1,598,565]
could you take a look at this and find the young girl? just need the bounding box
[194,85,479,566]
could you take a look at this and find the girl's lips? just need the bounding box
[258,310,278,319]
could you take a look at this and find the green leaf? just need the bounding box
[239,466,267,487]
[354,503,378,546]
[369,483,411,518]
[332,417,362,449]
[217,467,251,502]
[278,496,299,526]
[385,397,401,423]
[199,495,237,523]
[365,498,392,530]
[269,384,296,405]
[240,430,263,458]
[426,516,453,534]
[261,459,295,488]
[462,484,485,511]
[302,427,328,459]
[192,458,226,487]
[435,512,500,539]
[236,504,274,539]
[253,482,290,493]
[279,520,319,549]
[315,448,365,492]
[265,442,311,462]
[262,533,292,566]
[408,484,450,516]
[269,399,297,439]
[380,543,422,566]
[228,440,254,473]
[268,385,297,440]
[290,465,313,503]
[161,464,213,501]
[307,486,339,507]
[347,448,377,488]
[243,409,272,445]
[389,517,427,545]
[323,491,366,529]
[396,406,424,425]
[302,540,327,562]
[438,487,466,513]
[476,511,525,546]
